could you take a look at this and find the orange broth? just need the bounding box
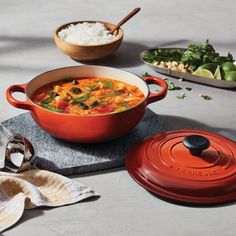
[33,77,145,115]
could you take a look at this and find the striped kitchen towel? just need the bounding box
[0,169,98,232]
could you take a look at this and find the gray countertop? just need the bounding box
[1,0,236,235]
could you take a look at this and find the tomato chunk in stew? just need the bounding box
[32,77,145,115]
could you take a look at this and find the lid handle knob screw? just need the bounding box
[183,135,210,156]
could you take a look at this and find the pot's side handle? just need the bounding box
[6,84,33,110]
[143,76,168,105]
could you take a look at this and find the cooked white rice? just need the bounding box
[58,22,119,45]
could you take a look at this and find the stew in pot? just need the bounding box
[33,77,145,115]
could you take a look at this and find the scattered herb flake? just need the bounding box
[142,72,151,77]
[41,103,64,113]
[142,48,183,64]
[91,101,100,108]
[71,94,90,104]
[186,87,192,91]
[122,103,132,109]
[85,85,97,92]
[101,101,109,105]
[200,94,212,100]
[91,101,109,108]
[50,91,58,98]
[168,82,182,91]
[106,81,113,89]
[176,93,186,99]
[41,96,53,104]
[78,102,89,110]
[102,91,122,98]
[70,87,82,94]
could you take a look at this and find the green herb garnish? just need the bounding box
[71,94,90,104]
[50,91,58,97]
[91,101,100,108]
[186,87,192,91]
[142,48,182,64]
[102,91,122,98]
[200,94,212,100]
[142,40,234,71]
[91,100,109,108]
[41,103,64,112]
[106,81,113,89]
[181,40,233,71]
[142,72,151,77]
[168,82,182,91]
[41,91,59,104]
[78,102,89,110]
[176,93,187,99]
[70,87,82,94]
[101,101,109,105]
[122,103,131,109]
[85,85,97,92]
[41,96,53,104]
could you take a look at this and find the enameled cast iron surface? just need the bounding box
[6,66,167,143]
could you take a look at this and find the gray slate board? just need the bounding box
[1,110,169,176]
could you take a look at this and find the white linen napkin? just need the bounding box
[0,169,98,233]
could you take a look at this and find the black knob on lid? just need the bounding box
[183,135,210,156]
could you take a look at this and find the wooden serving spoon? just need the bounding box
[110,7,141,34]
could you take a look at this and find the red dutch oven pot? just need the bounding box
[6,66,167,143]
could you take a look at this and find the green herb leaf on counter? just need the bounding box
[200,94,212,100]
[168,82,182,90]
[176,93,187,99]
[142,72,151,77]
[186,87,192,91]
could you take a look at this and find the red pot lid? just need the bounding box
[125,130,236,205]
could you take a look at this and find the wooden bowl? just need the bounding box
[54,21,124,61]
